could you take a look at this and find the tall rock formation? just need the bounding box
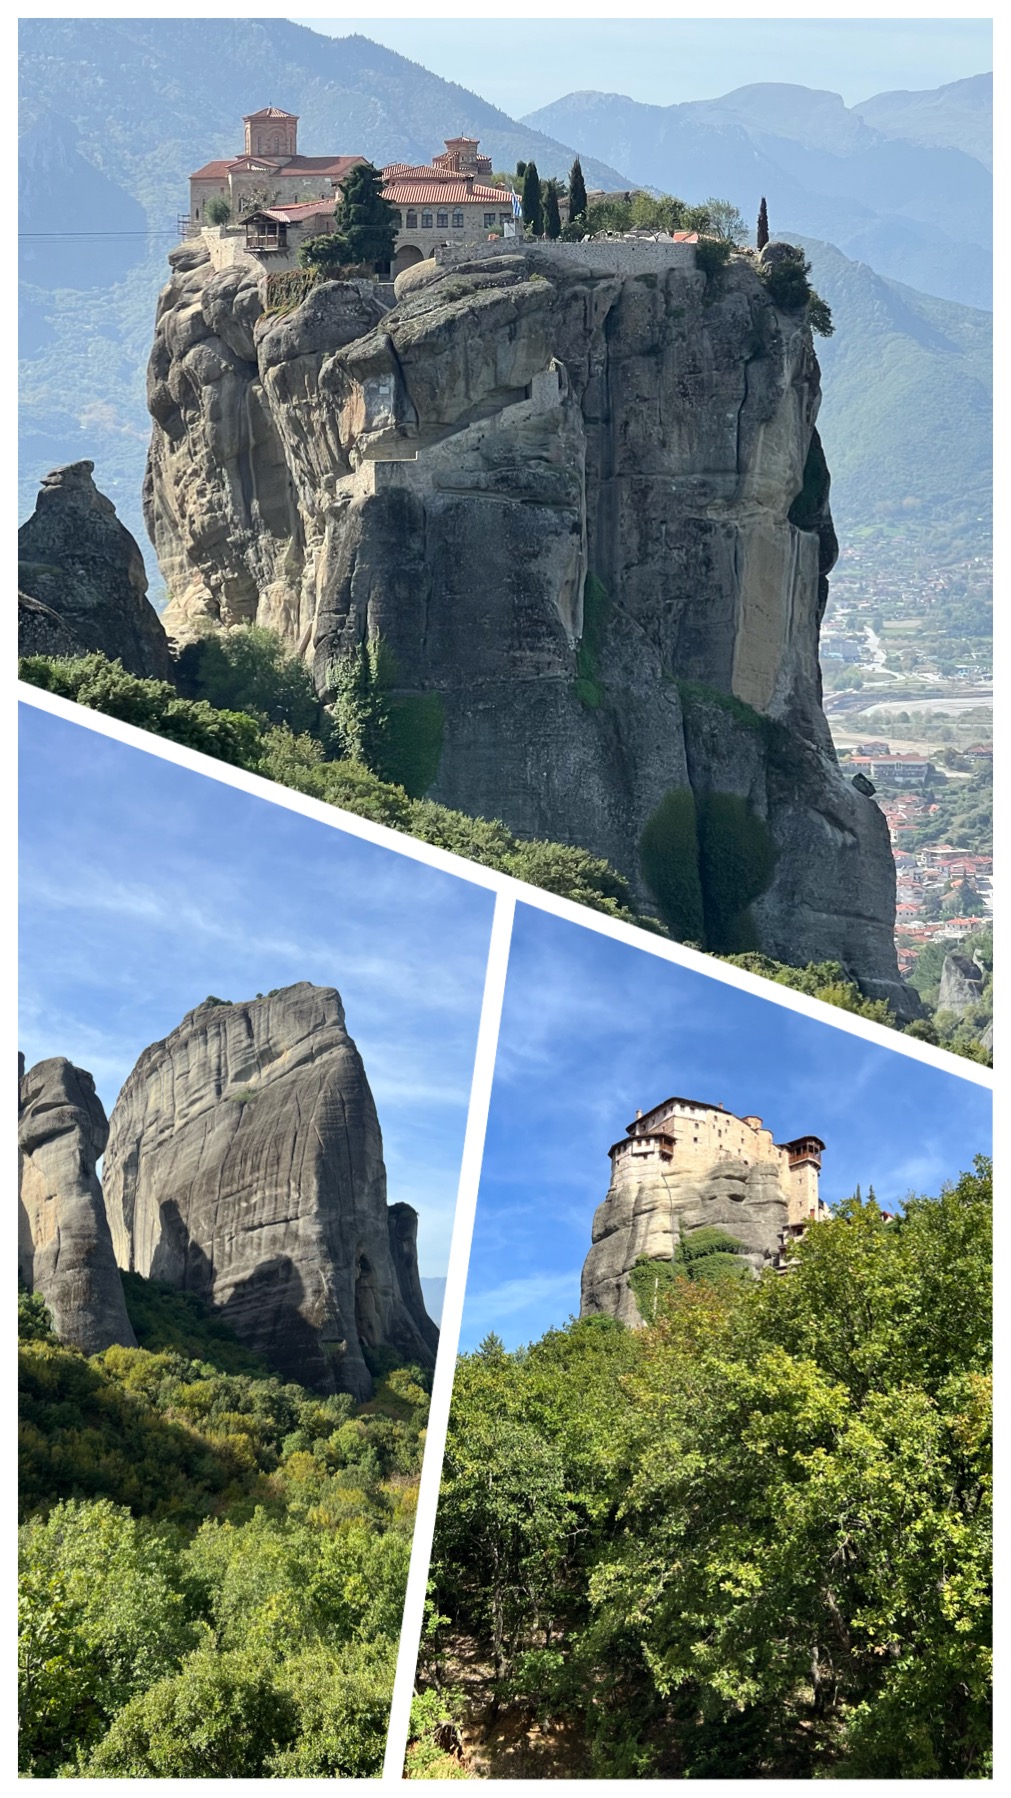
[101,982,437,1399]
[143,239,908,1012]
[18,1054,137,1353]
[937,950,985,1017]
[19,460,171,679]
[581,1096,826,1326]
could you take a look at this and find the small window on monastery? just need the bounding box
[484,211,495,229]
[500,212,511,226]
[406,210,417,229]
[422,211,433,229]
[437,210,449,229]
[395,211,404,227]
[452,210,464,229]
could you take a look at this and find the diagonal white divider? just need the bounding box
[381,888,516,1781]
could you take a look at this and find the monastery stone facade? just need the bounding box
[580,1096,828,1326]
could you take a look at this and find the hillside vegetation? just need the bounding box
[411,1164,992,1779]
[19,1276,429,1776]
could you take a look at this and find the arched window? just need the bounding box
[395,211,404,227]
[421,211,433,229]
[452,210,464,229]
[437,210,448,229]
[406,210,417,229]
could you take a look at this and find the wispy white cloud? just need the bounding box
[462,1269,582,1335]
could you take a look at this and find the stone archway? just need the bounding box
[392,243,425,277]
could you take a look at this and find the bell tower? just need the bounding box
[243,107,298,160]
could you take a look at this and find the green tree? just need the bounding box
[205,195,232,227]
[757,195,769,249]
[544,179,562,240]
[84,1647,298,1776]
[175,624,334,744]
[702,197,748,244]
[333,161,399,269]
[298,231,353,274]
[425,1164,991,1777]
[568,157,587,224]
[19,1500,194,1773]
[521,160,543,237]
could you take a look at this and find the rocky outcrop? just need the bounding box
[101,982,437,1399]
[581,1154,790,1328]
[19,461,171,679]
[18,591,87,660]
[937,951,985,1017]
[18,1054,137,1353]
[143,240,909,1012]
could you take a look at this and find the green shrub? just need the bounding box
[298,232,352,273]
[723,954,896,1025]
[696,792,777,952]
[204,196,231,227]
[758,248,834,336]
[694,237,733,284]
[18,1289,57,1345]
[807,291,834,337]
[175,625,335,746]
[120,1274,267,1376]
[639,789,706,942]
[628,1255,681,1323]
[675,1226,751,1287]
[18,655,262,769]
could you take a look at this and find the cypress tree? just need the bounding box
[568,155,587,223]
[521,160,543,236]
[544,179,562,240]
[757,195,770,250]
[333,161,399,269]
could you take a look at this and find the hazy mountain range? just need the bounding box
[18,17,991,580]
[525,75,991,311]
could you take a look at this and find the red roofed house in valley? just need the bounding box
[188,111,518,276]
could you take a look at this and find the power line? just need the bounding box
[20,231,182,239]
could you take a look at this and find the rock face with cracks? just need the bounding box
[581,1154,790,1328]
[144,239,909,1013]
[19,461,171,679]
[101,982,437,1399]
[19,1054,137,1354]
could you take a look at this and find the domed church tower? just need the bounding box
[243,106,298,160]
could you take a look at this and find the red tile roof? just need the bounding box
[384,176,515,206]
[191,153,363,181]
[244,106,297,121]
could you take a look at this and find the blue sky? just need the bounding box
[459,904,993,1350]
[303,18,991,116]
[19,703,494,1279]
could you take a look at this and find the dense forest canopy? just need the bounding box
[18,1275,430,1777]
[413,1164,992,1779]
